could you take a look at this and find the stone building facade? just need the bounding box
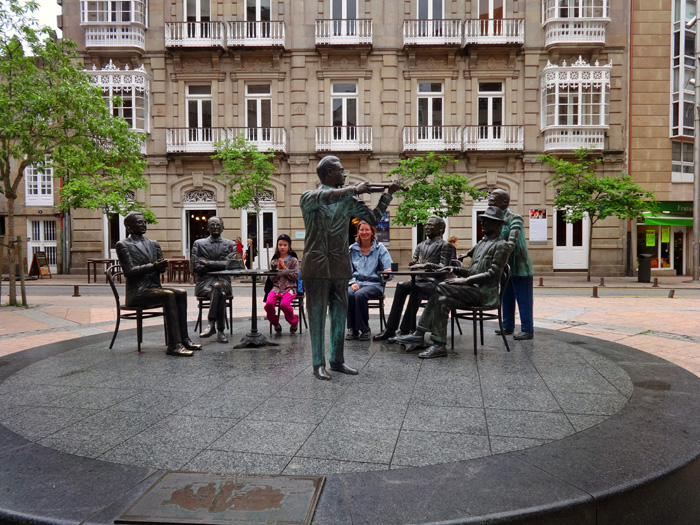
[47,0,631,274]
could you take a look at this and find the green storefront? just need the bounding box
[638,202,693,275]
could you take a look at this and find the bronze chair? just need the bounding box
[450,264,511,355]
[105,265,167,352]
[268,293,308,334]
[367,293,387,331]
[194,295,234,335]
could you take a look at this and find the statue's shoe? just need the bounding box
[199,324,216,338]
[330,362,359,375]
[182,338,202,351]
[418,344,448,359]
[217,332,228,344]
[313,366,331,380]
[166,344,194,357]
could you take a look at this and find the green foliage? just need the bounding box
[1,0,150,218]
[538,148,656,227]
[212,135,276,212]
[386,153,485,226]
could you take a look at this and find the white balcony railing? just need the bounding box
[84,24,146,50]
[544,20,607,47]
[463,125,524,151]
[542,127,606,152]
[228,127,287,153]
[315,19,372,45]
[164,22,226,48]
[403,19,462,46]
[227,21,285,47]
[166,127,227,153]
[403,126,462,152]
[315,126,373,152]
[463,18,524,45]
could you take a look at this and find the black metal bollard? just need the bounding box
[592,286,598,298]
[72,285,80,297]
[668,289,675,299]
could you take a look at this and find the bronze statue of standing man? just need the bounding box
[300,156,400,380]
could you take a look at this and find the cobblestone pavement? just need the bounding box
[2,274,699,376]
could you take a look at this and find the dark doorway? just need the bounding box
[188,209,216,255]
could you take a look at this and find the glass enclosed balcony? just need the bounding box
[542,0,610,47]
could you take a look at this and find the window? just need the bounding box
[247,0,270,38]
[418,0,443,36]
[187,85,212,142]
[0,216,6,236]
[540,57,610,129]
[82,0,147,25]
[671,0,696,137]
[332,83,358,141]
[186,0,210,38]
[89,62,150,133]
[418,82,443,139]
[672,141,694,182]
[543,0,608,20]
[332,0,357,35]
[246,84,271,141]
[24,162,54,206]
[478,82,503,140]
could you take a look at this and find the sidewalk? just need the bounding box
[2,273,700,376]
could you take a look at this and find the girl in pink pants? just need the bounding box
[265,234,300,333]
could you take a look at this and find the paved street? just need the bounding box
[2,274,699,377]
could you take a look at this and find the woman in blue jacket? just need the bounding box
[346,221,393,340]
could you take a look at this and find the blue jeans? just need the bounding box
[502,276,534,333]
[347,285,383,332]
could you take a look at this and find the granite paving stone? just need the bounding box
[1,406,97,441]
[283,457,388,475]
[553,390,629,415]
[402,404,487,434]
[175,392,266,419]
[323,399,409,430]
[244,396,335,424]
[184,450,292,475]
[489,436,550,455]
[40,387,137,410]
[112,389,205,415]
[486,409,576,440]
[410,381,484,408]
[128,414,237,449]
[391,430,491,468]
[297,421,400,464]
[481,385,562,412]
[210,419,317,456]
[98,442,202,470]
[567,414,610,432]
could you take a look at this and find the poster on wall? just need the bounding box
[376,212,390,243]
[529,209,547,243]
[646,230,656,247]
[661,226,670,243]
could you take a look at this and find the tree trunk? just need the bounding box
[6,195,17,304]
[586,220,594,282]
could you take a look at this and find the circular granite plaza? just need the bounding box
[1,323,699,524]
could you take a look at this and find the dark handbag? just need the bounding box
[263,276,274,302]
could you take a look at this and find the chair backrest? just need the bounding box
[498,264,511,305]
[105,264,123,307]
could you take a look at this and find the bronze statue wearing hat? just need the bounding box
[116,211,202,356]
[393,206,513,358]
[192,216,237,344]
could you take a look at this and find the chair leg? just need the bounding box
[455,315,463,335]
[195,302,204,333]
[479,312,485,346]
[497,313,511,353]
[136,313,143,353]
[228,299,233,335]
[109,317,121,349]
[472,316,478,356]
[450,310,455,350]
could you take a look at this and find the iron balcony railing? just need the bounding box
[166,127,286,153]
[542,126,606,151]
[228,127,286,153]
[315,19,373,45]
[164,21,226,48]
[403,19,462,46]
[402,126,462,151]
[227,21,285,47]
[315,126,373,152]
[463,18,524,45]
[463,125,524,151]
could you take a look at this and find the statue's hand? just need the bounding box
[387,180,403,195]
[354,181,371,194]
[154,258,168,272]
[445,277,469,286]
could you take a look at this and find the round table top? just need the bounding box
[210,268,294,276]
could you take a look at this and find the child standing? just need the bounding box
[265,234,300,333]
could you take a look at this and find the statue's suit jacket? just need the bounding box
[192,236,236,297]
[412,237,454,283]
[300,186,392,280]
[115,236,165,306]
[457,235,512,307]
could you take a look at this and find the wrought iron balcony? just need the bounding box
[402,126,462,152]
[166,127,227,153]
[315,19,372,45]
[84,24,146,50]
[228,127,287,153]
[543,20,607,47]
[403,19,462,46]
[463,125,524,151]
[315,126,372,152]
[164,22,226,48]
[542,127,606,152]
[463,18,524,45]
[227,21,285,47]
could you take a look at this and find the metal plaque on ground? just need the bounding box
[116,471,325,524]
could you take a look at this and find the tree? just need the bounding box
[1,0,150,305]
[212,135,276,269]
[386,153,485,226]
[538,148,657,281]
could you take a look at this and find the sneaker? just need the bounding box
[290,323,298,333]
[495,328,514,335]
[359,329,371,341]
[513,331,533,340]
[345,329,359,340]
[274,324,282,333]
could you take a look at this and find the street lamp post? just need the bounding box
[687,16,700,282]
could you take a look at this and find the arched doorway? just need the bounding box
[182,190,217,258]
[241,190,277,269]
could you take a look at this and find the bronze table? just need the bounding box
[211,268,293,348]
